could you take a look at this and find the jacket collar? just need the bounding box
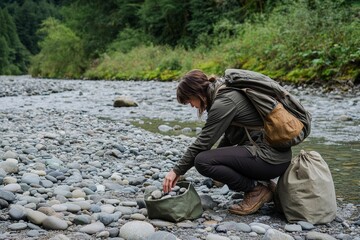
[206,78,225,111]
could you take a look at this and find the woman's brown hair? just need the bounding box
[177,69,215,115]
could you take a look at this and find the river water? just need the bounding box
[0,76,359,203]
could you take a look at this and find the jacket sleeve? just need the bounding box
[173,95,238,176]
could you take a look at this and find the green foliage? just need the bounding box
[139,0,190,47]
[85,45,190,81]
[29,18,86,78]
[224,0,360,82]
[84,0,360,83]
[0,37,11,74]
[2,0,358,83]
[0,8,29,75]
[62,0,144,58]
[7,0,60,55]
[107,28,152,54]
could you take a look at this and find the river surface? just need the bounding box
[0,76,359,203]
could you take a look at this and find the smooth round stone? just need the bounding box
[52,204,68,212]
[216,221,251,233]
[285,224,302,232]
[0,199,9,208]
[200,195,218,210]
[73,215,92,225]
[40,179,54,188]
[0,159,18,173]
[101,204,115,214]
[46,158,64,168]
[96,185,105,192]
[103,199,120,205]
[48,234,70,240]
[3,183,22,192]
[297,221,315,230]
[27,230,41,237]
[177,221,198,228]
[8,222,28,230]
[45,175,57,183]
[250,222,271,230]
[26,209,48,225]
[71,201,91,210]
[0,189,16,202]
[130,213,146,220]
[82,187,95,195]
[106,228,119,238]
[249,232,258,237]
[67,162,81,169]
[0,168,6,178]
[98,213,114,226]
[24,202,37,210]
[150,219,174,228]
[146,231,177,240]
[72,189,86,198]
[30,170,46,176]
[3,176,17,184]
[64,203,81,212]
[21,173,40,185]
[3,151,18,159]
[115,206,134,215]
[306,231,337,240]
[79,221,105,234]
[38,207,56,216]
[263,229,294,240]
[90,204,101,213]
[9,205,27,220]
[120,221,155,240]
[121,201,137,207]
[251,225,267,234]
[206,234,230,240]
[54,185,71,196]
[96,231,110,238]
[42,216,68,230]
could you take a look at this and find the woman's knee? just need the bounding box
[194,151,212,172]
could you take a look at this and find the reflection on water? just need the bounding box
[293,138,360,204]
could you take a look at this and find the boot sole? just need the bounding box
[229,191,273,216]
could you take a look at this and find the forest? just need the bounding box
[0,0,359,84]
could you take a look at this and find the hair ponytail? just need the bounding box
[177,69,214,115]
[208,75,217,83]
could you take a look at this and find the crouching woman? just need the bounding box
[162,69,291,215]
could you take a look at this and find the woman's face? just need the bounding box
[186,97,201,109]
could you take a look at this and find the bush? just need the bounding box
[30,18,86,78]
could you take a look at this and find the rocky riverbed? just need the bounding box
[0,76,359,240]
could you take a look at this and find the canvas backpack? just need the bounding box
[223,69,312,148]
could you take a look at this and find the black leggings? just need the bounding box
[194,146,290,192]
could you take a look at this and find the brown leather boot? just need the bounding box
[229,183,273,215]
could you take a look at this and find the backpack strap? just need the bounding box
[231,122,260,148]
[245,127,258,148]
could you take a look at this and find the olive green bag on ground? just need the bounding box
[144,182,203,222]
[275,150,337,224]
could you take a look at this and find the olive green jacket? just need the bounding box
[173,80,292,176]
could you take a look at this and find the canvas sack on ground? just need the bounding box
[275,150,337,224]
[144,181,203,222]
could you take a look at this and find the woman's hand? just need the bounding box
[163,170,180,193]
